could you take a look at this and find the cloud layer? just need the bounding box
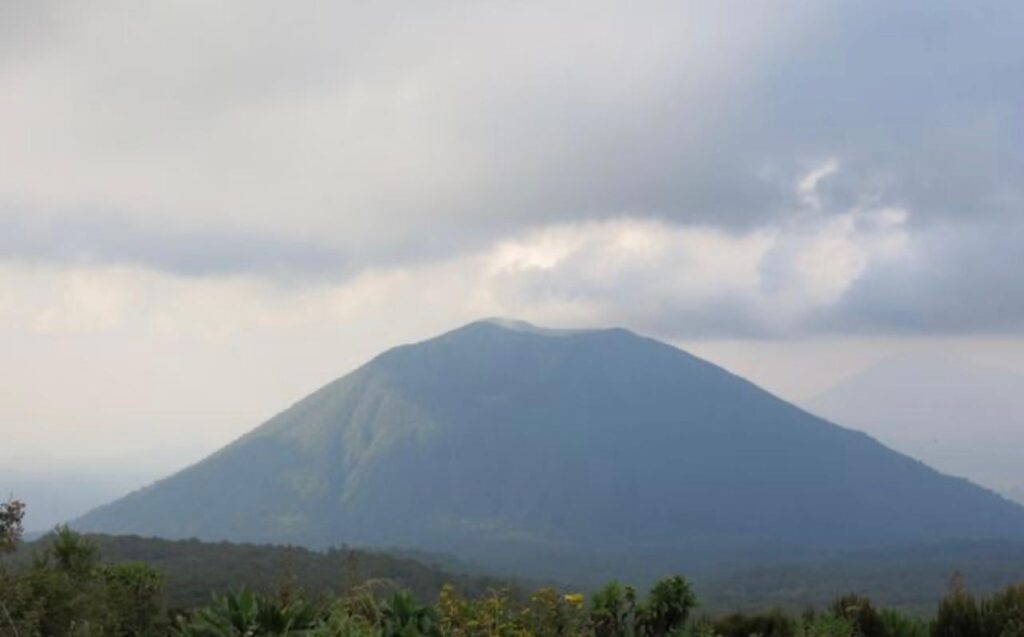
[1,0,1022,337]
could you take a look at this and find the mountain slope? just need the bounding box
[806,353,1024,505]
[77,320,1024,580]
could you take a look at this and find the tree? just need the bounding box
[51,523,101,579]
[1,525,169,636]
[713,609,795,637]
[175,588,319,636]
[828,593,884,637]
[523,587,587,637]
[104,561,166,636]
[796,614,856,637]
[1,500,26,637]
[878,609,928,637]
[436,584,526,637]
[978,584,1024,637]
[643,576,696,637]
[933,574,981,637]
[3,525,108,635]
[380,591,439,637]
[0,498,25,554]
[589,582,635,637]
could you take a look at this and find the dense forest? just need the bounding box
[4,499,1024,636]
[44,533,512,610]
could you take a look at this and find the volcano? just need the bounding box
[78,319,1024,581]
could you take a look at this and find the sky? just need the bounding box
[2,1,1023,490]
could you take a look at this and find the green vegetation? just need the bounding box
[58,534,513,610]
[9,533,1023,616]
[0,499,24,554]
[698,542,1024,615]
[3,513,1024,636]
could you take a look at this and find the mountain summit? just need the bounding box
[77,319,1024,580]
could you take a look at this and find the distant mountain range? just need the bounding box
[1,468,155,533]
[76,319,1024,583]
[806,353,1024,506]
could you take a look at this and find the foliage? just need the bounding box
[795,613,856,637]
[520,587,587,637]
[378,591,439,637]
[313,606,381,637]
[0,525,167,636]
[829,593,885,636]
[699,542,1024,616]
[713,608,796,637]
[33,533,511,610]
[2,519,1024,637]
[438,585,524,637]
[589,582,637,637]
[677,617,718,637]
[0,499,24,555]
[103,561,166,636]
[932,576,981,637]
[174,588,319,636]
[878,609,929,637]
[976,583,1024,637]
[643,576,697,637]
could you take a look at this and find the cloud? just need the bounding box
[0,1,1021,336]
[0,1,810,255]
[0,208,348,276]
[0,180,912,341]
[1,155,1018,341]
[830,217,1024,334]
[478,203,911,337]
[795,158,840,211]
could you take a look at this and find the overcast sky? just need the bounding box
[2,1,1023,477]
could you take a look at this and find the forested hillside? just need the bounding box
[8,532,517,610]
[3,511,1024,637]
[10,513,1024,617]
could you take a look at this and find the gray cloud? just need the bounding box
[826,216,1024,335]
[0,209,348,276]
[0,0,1021,335]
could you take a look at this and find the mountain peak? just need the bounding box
[471,317,604,338]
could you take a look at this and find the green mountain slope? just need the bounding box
[76,319,1024,582]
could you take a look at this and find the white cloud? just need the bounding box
[480,206,910,335]
[795,158,840,211]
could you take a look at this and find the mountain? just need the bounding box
[76,319,1024,583]
[1,467,158,533]
[805,353,1024,505]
